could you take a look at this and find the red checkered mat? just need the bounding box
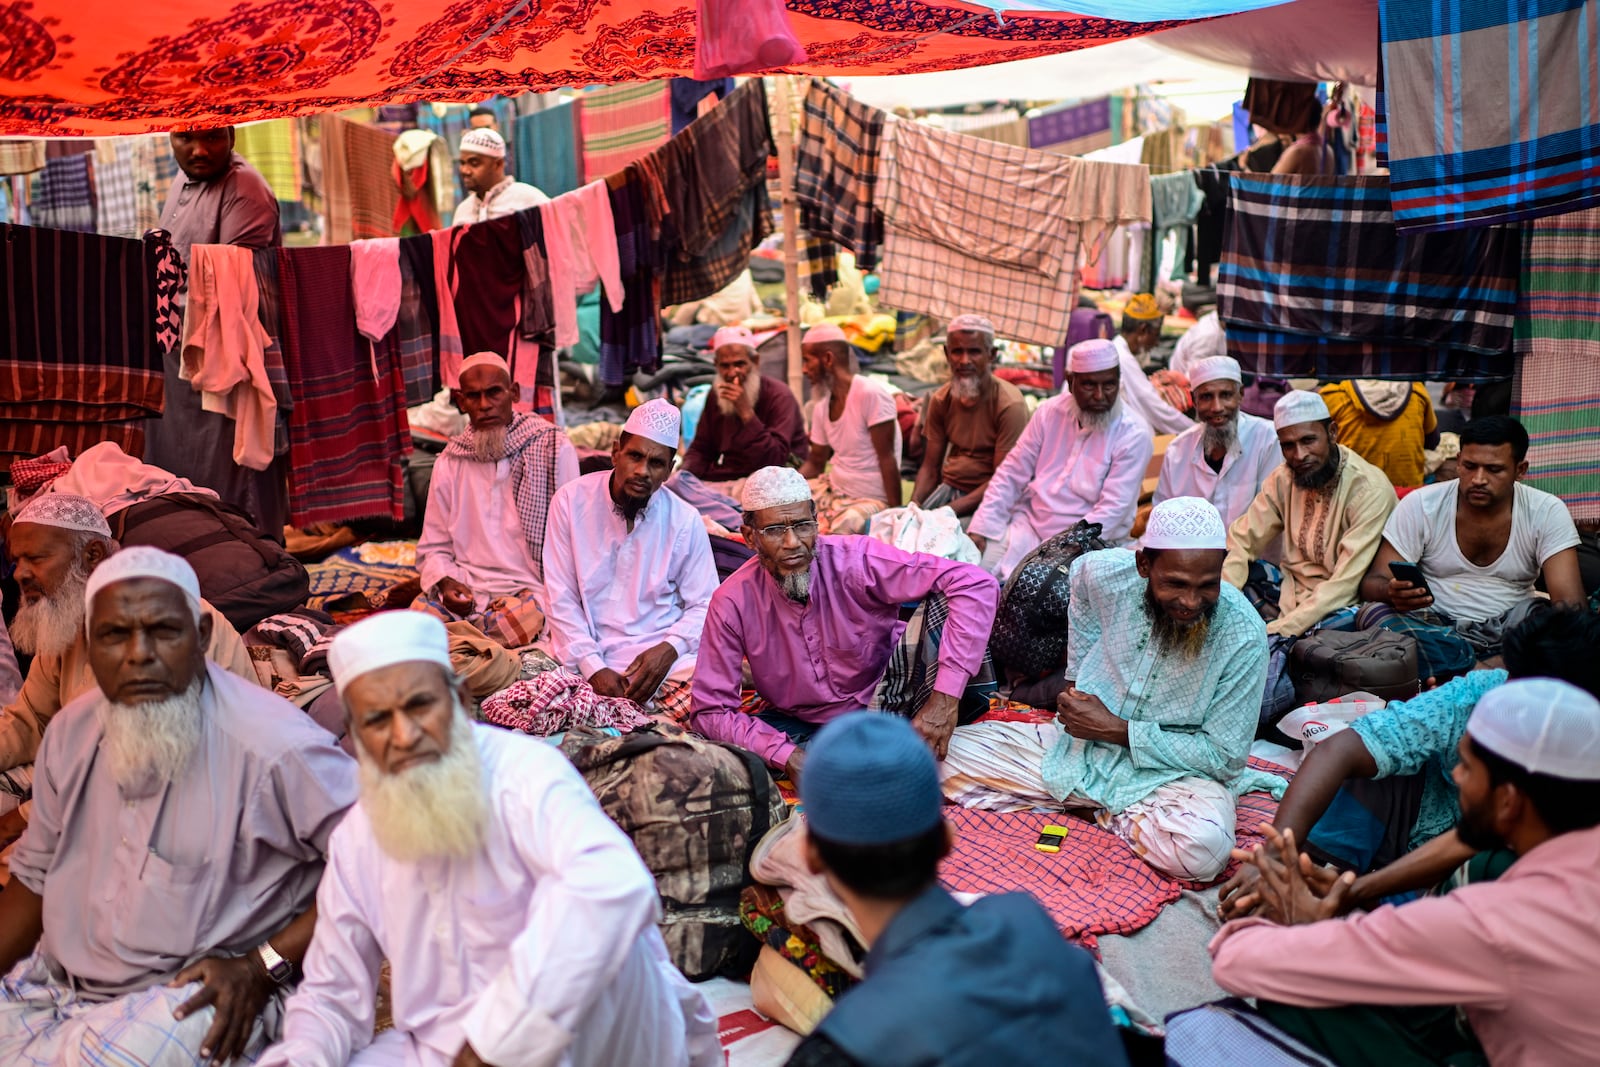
[938,757,1291,951]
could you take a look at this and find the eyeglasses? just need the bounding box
[754,520,819,542]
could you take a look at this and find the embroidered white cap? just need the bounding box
[802,323,848,345]
[711,325,757,352]
[1187,355,1242,388]
[13,492,111,537]
[741,466,812,513]
[1466,678,1600,780]
[947,314,996,338]
[328,611,455,697]
[458,128,506,159]
[1140,496,1228,551]
[622,397,682,451]
[84,545,202,626]
[460,352,510,378]
[1273,389,1333,430]
[1067,339,1120,374]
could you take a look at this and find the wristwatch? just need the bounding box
[255,941,294,985]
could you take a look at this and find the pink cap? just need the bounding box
[802,322,848,345]
[710,326,756,351]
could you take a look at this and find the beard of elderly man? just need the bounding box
[8,522,112,660]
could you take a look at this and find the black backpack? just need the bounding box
[989,521,1109,682]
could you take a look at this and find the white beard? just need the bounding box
[1202,417,1238,455]
[951,375,982,403]
[781,568,812,604]
[1077,399,1120,433]
[97,678,205,792]
[716,372,762,417]
[357,701,491,863]
[11,565,88,658]
[471,425,508,462]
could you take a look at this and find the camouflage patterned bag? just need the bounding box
[560,722,787,981]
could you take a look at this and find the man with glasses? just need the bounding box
[688,467,999,785]
[968,339,1154,577]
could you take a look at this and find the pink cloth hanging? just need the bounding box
[692,0,806,78]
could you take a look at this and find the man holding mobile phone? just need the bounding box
[1356,417,1585,681]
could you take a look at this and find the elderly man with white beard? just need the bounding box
[941,498,1279,881]
[680,325,810,493]
[1155,355,1283,530]
[259,611,719,1067]
[414,351,579,647]
[0,547,356,1064]
[0,494,256,836]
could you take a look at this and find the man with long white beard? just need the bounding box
[689,466,998,784]
[260,611,719,1067]
[0,494,256,833]
[910,314,1028,520]
[1155,355,1282,530]
[0,547,356,1064]
[941,498,1275,881]
[414,351,579,647]
[968,338,1154,577]
[680,325,809,494]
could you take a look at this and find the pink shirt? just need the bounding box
[1209,825,1600,1067]
[689,537,998,768]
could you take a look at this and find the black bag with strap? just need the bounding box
[988,521,1109,682]
[107,492,310,633]
[1289,628,1420,705]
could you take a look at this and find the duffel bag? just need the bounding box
[1289,628,1419,706]
[560,722,787,981]
[107,492,309,633]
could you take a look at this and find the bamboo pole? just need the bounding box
[771,75,805,402]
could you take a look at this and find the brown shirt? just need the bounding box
[922,377,1029,494]
[158,151,282,266]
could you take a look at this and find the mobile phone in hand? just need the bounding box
[1388,560,1432,598]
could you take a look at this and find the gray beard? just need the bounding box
[471,425,508,462]
[11,565,89,658]
[715,372,762,417]
[951,375,982,403]
[1201,418,1238,455]
[357,700,491,863]
[781,568,812,604]
[1078,402,1116,433]
[97,678,205,792]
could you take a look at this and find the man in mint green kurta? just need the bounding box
[943,497,1277,880]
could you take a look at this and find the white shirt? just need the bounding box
[809,375,902,501]
[1168,311,1226,382]
[259,725,719,1067]
[542,472,720,683]
[416,443,580,606]
[1383,481,1581,622]
[452,177,550,226]
[1113,334,1196,436]
[969,395,1153,574]
[1155,411,1283,530]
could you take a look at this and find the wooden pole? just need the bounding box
[771,75,806,402]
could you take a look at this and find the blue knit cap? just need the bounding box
[801,712,943,846]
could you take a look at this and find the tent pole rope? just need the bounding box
[772,74,805,404]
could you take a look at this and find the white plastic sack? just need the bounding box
[865,502,980,564]
[1277,691,1386,754]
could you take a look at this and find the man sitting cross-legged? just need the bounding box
[414,351,578,647]
[0,548,356,1064]
[258,612,719,1067]
[543,399,719,721]
[680,325,810,495]
[689,466,999,785]
[942,498,1275,881]
[798,323,903,535]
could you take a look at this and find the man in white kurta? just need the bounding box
[968,339,1153,577]
[451,128,549,225]
[1113,294,1194,437]
[1155,355,1281,530]
[543,400,718,721]
[259,613,719,1067]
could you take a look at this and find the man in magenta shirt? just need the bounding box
[689,466,998,785]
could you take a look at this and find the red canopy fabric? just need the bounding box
[0,0,1204,136]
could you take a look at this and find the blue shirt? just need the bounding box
[1351,668,1508,849]
[815,885,1128,1067]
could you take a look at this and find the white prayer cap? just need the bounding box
[802,323,848,346]
[622,397,681,451]
[1067,339,1120,374]
[458,127,506,159]
[1465,678,1600,780]
[328,611,455,697]
[1274,389,1332,430]
[84,546,202,625]
[459,352,510,378]
[1187,355,1242,389]
[947,314,996,338]
[1140,497,1227,551]
[13,493,111,537]
[742,466,812,513]
[711,325,756,352]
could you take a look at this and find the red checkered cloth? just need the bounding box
[480,667,653,736]
[939,755,1291,951]
[6,455,72,494]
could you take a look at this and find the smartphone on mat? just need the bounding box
[1034,825,1069,853]
[1388,560,1432,597]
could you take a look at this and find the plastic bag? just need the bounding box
[1276,692,1386,753]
